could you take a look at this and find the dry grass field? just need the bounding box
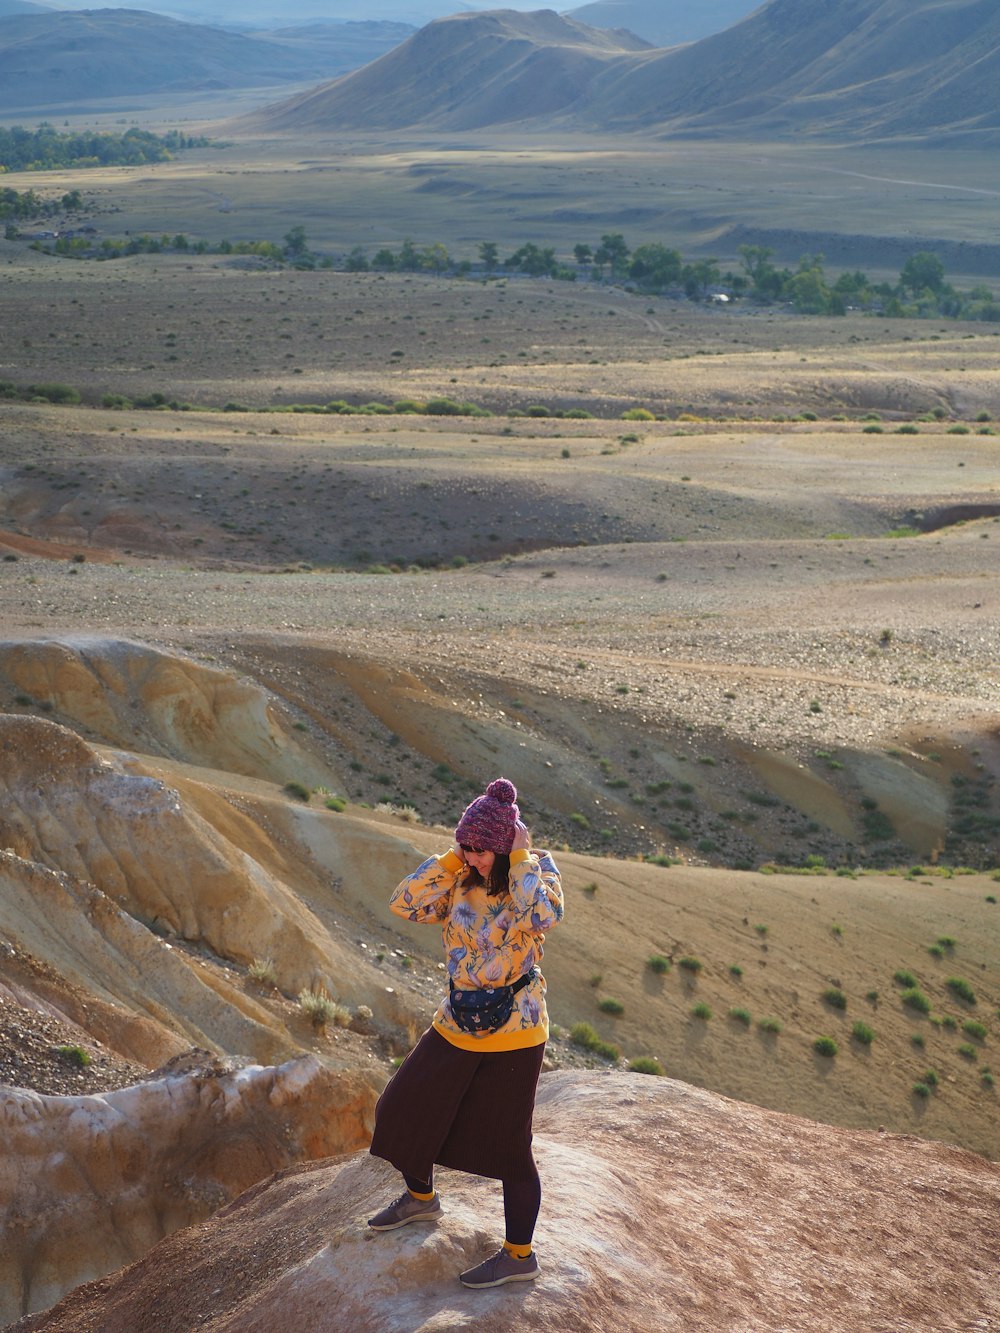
[1,125,999,1170]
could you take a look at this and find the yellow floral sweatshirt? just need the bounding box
[389,846,564,1052]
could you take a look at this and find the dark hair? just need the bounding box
[463,852,511,896]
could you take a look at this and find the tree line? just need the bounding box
[13,213,1000,324]
[339,232,1000,322]
[0,124,209,173]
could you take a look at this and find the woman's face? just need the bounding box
[462,844,496,879]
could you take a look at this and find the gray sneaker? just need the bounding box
[459,1247,540,1288]
[367,1190,442,1231]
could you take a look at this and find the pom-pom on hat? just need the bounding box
[455,778,519,855]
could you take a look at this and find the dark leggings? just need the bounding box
[403,1162,542,1246]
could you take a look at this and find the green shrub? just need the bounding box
[248,957,277,985]
[646,954,671,974]
[813,1036,839,1057]
[678,956,703,974]
[54,1044,90,1067]
[628,1056,664,1075]
[283,781,311,802]
[29,382,80,404]
[946,977,976,1004]
[691,1001,712,1020]
[851,1021,875,1045]
[570,812,590,829]
[621,407,655,421]
[912,1081,931,1098]
[901,987,931,1014]
[598,997,625,1016]
[962,1020,987,1041]
[325,796,346,812]
[728,1007,752,1026]
[298,990,347,1029]
[893,969,918,988]
[757,1017,782,1034]
[569,1022,619,1061]
[958,1043,977,1061]
[823,988,847,1010]
[581,881,598,896]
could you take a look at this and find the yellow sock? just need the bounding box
[503,1240,532,1261]
[407,1187,435,1202]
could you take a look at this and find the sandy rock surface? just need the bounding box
[0,1054,375,1327]
[12,1070,1000,1333]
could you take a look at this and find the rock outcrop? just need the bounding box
[13,1071,1000,1332]
[1,1054,375,1326]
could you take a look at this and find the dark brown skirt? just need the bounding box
[369,1026,545,1182]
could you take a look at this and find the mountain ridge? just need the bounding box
[0,7,410,109]
[240,0,1000,144]
[240,9,649,133]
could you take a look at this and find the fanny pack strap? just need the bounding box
[450,967,536,998]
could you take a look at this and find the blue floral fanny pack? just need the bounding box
[448,968,537,1035]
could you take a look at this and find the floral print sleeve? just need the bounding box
[389,854,459,924]
[508,848,563,933]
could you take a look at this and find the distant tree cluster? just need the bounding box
[1,186,80,224]
[736,244,1000,322]
[0,124,209,172]
[343,237,469,276]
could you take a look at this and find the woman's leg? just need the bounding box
[459,1161,541,1287]
[502,1160,541,1250]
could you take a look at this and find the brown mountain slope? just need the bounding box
[589,0,1000,141]
[239,0,1000,143]
[238,8,649,132]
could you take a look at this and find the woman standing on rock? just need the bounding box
[367,777,563,1289]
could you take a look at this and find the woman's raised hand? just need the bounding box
[511,819,531,851]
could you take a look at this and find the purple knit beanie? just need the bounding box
[455,778,519,855]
